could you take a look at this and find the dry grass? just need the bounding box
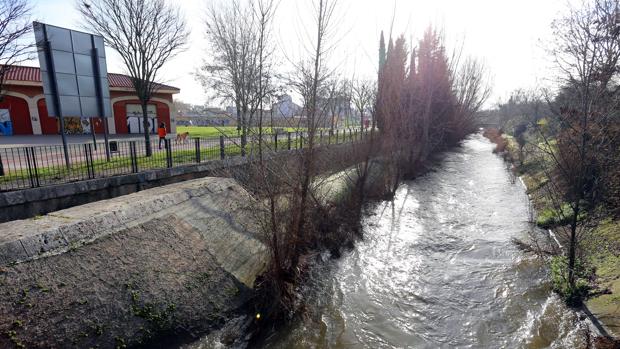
[483,128,509,154]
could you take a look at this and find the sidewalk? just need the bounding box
[0,134,175,148]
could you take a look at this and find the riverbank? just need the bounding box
[252,133,594,348]
[0,140,374,348]
[483,128,620,342]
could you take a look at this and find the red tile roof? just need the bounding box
[2,65,179,92]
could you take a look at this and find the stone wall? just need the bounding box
[0,177,268,348]
[0,156,249,223]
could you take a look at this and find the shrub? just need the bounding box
[482,128,509,154]
[550,255,590,305]
[536,202,587,228]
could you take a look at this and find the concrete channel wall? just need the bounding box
[0,177,269,348]
[0,155,250,223]
[0,142,370,348]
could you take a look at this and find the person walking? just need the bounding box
[158,122,167,150]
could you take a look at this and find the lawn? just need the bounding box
[0,129,364,191]
[176,126,304,139]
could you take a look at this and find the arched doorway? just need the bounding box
[0,95,33,135]
[113,99,171,135]
[38,98,59,135]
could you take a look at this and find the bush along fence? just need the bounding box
[0,128,367,192]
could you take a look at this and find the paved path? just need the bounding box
[0,134,171,147]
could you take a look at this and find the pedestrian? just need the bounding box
[158,122,167,149]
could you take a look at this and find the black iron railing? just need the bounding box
[0,128,369,192]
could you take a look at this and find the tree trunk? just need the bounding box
[360,111,364,130]
[567,206,579,289]
[240,109,248,157]
[141,101,152,157]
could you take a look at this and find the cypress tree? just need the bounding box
[379,31,386,71]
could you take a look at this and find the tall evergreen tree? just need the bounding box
[379,31,386,71]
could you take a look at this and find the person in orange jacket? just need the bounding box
[158,122,167,149]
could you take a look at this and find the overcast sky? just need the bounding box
[27,0,567,108]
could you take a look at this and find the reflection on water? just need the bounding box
[261,134,587,349]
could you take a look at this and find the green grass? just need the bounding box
[500,128,620,326]
[0,130,365,190]
[535,202,587,228]
[0,144,241,186]
[586,219,620,283]
[176,126,303,139]
[585,219,620,334]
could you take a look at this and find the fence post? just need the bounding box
[0,152,4,177]
[25,148,35,188]
[130,141,138,173]
[25,147,40,187]
[274,133,278,152]
[299,132,303,149]
[165,139,173,168]
[349,129,352,142]
[83,144,95,179]
[287,132,291,150]
[336,130,339,144]
[320,130,323,145]
[195,138,201,163]
[219,135,225,160]
[241,134,246,157]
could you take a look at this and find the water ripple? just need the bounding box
[261,134,584,349]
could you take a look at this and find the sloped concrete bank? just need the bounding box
[0,177,269,348]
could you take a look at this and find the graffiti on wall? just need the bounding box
[62,117,96,135]
[0,109,12,136]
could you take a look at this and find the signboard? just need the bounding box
[33,22,112,119]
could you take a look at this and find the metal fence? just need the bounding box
[0,128,368,192]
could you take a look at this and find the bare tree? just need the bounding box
[538,0,620,301]
[235,0,342,318]
[78,0,189,156]
[352,79,375,129]
[452,57,491,132]
[254,0,277,160]
[0,0,32,98]
[198,0,276,156]
[287,0,340,263]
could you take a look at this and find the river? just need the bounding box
[258,134,587,348]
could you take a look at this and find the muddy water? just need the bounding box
[260,134,586,349]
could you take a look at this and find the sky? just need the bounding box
[25,0,567,108]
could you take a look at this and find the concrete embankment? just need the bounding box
[0,177,268,348]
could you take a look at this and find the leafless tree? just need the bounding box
[198,0,277,156]
[289,0,340,250]
[352,79,375,129]
[78,0,189,156]
[254,0,277,160]
[539,0,620,298]
[452,57,491,130]
[229,0,343,319]
[325,77,341,131]
[0,0,32,98]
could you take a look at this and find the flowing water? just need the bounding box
[259,134,587,349]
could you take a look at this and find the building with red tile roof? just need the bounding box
[0,65,180,136]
